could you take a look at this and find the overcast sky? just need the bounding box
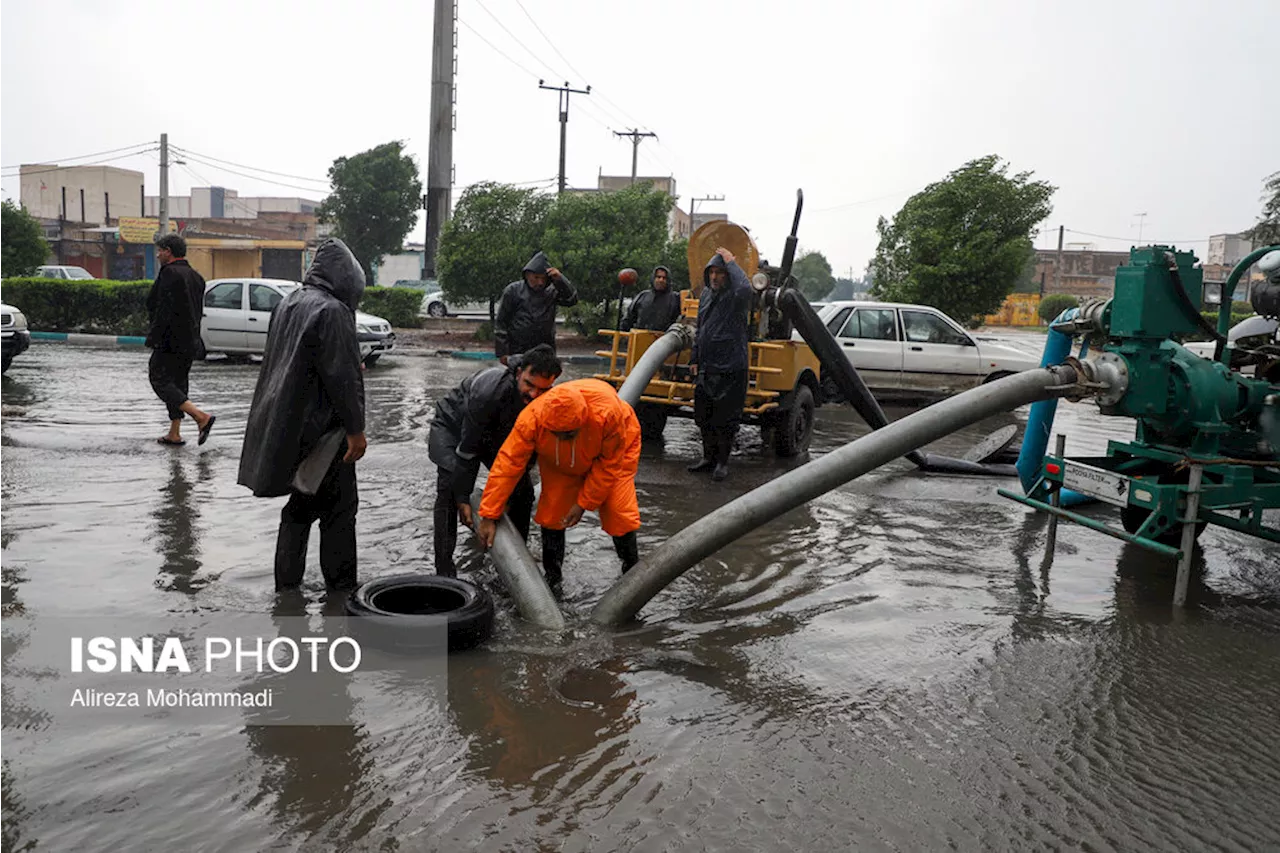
[3,0,1276,276]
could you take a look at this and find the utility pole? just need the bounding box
[613,128,657,184]
[1053,224,1064,295]
[424,0,457,279]
[1133,211,1148,244]
[689,194,725,233]
[158,132,169,240]
[539,80,590,194]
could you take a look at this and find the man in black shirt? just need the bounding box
[146,234,216,446]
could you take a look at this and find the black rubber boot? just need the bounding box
[712,428,732,482]
[273,522,311,590]
[688,428,716,473]
[612,531,639,574]
[541,527,566,587]
[432,499,458,578]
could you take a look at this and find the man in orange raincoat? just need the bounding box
[477,378,642,586]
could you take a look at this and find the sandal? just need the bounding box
[157,436,186,446]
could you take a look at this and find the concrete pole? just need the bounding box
[424,0,455,279]
[158,133,169,239]
[1052,224,1064,295]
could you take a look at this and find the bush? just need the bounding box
[1038,293,1080,324]
[473,321,494,342]
[358,286,423,329]
[0,278,154,335]
[564,301,614,342]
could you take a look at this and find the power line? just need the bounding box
[1062,227,1208,244]
[472,0,564,82]
[172,153,328,195]
[1,148,159,177]
[458,17,542,81]
[1,141,156,171]
[810,187,921,213]
[169,144,329,185]
[513,0,589,85]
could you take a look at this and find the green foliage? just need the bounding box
[658,237,691,292]
[358,287,424,329]
[564,301,614,342]
[2,202,50,277]
[0,278,152,334]
[437,182,552,307]
[541,182,672,304]
[1012,247,1042,294]
[1038,293,1079,323]
[318,141,423,285]
[792,250,835,301]
[473,321,495,342]
[871,155,1056,325]
[1244,170,1279,246]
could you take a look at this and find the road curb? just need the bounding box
[31,331,147,346]
[442,350,605,365]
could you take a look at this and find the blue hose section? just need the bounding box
[1015,308,1092,506]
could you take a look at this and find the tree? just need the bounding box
[871,155,1056,325]
[2,201,49,277]
[827,277,858,300]
[658,237,690,292]
[1038,293,1079,324]
[792,249,835,301]
[318,141,423,285]
[437,182,552,315]
[1245,170,1279,246]
[541,182,672,305]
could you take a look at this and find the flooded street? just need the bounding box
[3,341,1279,852]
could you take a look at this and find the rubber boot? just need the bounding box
[712,428,732,482]
[274,521,311,590]
[688,428,716,473]
[541,527,566,588]
[432,501,458,578]
[612,531,639,574]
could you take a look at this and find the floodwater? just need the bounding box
[2,341,1278,852]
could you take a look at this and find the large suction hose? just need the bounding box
[618,324,694,407]
[470,494,565,630]
[775,288,1017,476]
[591,365,1082,626]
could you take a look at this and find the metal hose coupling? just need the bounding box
[1058,355,1125,404]
[663,323,695,347]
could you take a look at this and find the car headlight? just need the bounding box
[357,323,372,335]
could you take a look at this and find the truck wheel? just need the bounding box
[364,354,381,368]
[774,385,815,457]
[635,402,668,440]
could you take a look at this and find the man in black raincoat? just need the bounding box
[620,265,682,332]
[689,247,752,481]
[427,344,563,577]
[238,239,368,591]
[146,233,216,446]
[494,251,578,363]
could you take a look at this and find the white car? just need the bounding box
[2,302,31,373]
[200,278,395,366]
[798,300,1041,396]
[1183,315,1277,365]
[36,265,95,280]
[394,279,490,318]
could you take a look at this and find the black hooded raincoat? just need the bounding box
[494,251,578,358]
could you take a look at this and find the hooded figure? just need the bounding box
[238,238,368,590]
[478,379,641,586]
[620,265,682,332]
[494,251,579,360]
[426,344,563,577]
[689,248,752,481]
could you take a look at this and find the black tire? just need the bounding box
[774,384,815,457]
[982,371,1015,385]
[363,353,381,368]
[428,301,448,318]
[1,353,13,374]
[194,339,207,361]
[345,573,494,653]
[635,402,668,440]
[1120,504,1206,547]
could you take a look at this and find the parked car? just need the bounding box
[1,302,31,373]
[199,278,395,366]
[1183,315,1278,363]
[796,300,1041,397]
[35,265,95,280]
[394,279,490,318]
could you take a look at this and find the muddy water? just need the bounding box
[2,342,1278,852]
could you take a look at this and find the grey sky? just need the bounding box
[3,0,1276,277]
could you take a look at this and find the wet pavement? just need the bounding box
[3,341,1279,852]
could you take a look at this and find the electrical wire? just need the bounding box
[1063,227,1208,244]
[1,141,156,171]
[1,148,159,177]
[458,17,543,81]
[171,152,328,195]
[472,0,566,83]
[169,144,328,185]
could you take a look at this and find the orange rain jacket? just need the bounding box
[479,379,642,536]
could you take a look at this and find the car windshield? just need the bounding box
[275,283,301,294]
[64,268,94,279]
